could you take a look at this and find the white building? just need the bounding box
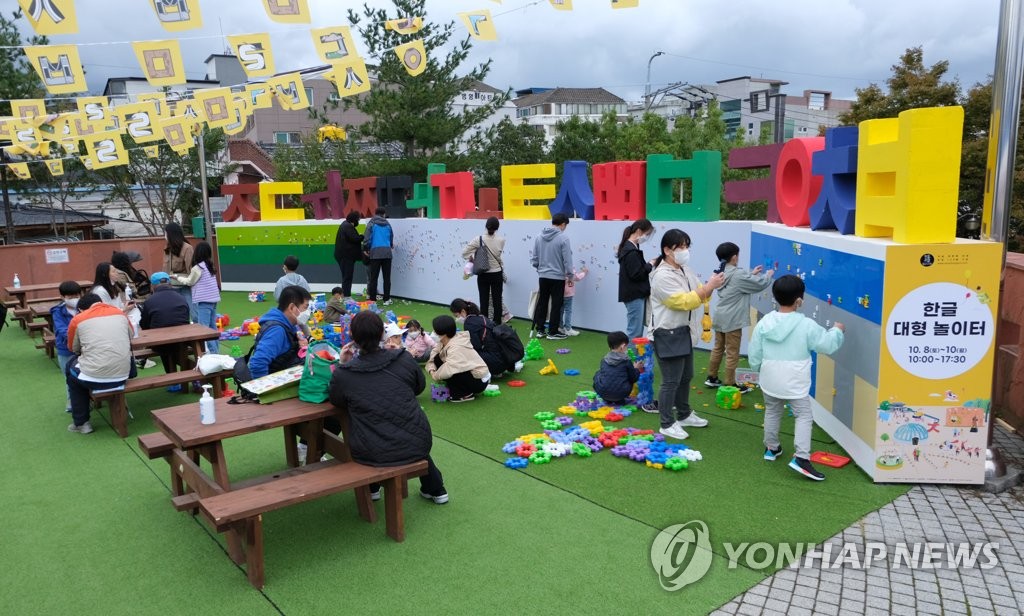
[512,87,627,145]
[453,80,516,151]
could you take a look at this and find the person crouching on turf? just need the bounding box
[426,315,489,403]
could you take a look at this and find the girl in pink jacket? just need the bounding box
[560,266,589,336]
[403,319,436,362]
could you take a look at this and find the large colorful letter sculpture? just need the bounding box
[855,107,964,244]
[464,188,502,219]
[593,161,646,221]
[377,175,412,218]
[724,144,784,223]
[343,176,378,217]
[645,152,721,222]
[432,172,477,219]
[548,160,595,220]
[259,181,305,221]
[774,137,824,227]
[222,183,261,221]
[809,126,859,234]
[502,164,556,220]
[408,163,444,219]
[302,170,345,219]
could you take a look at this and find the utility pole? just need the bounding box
[1,154,14,245]
[196,129,214,244]
[773,93,787,143]
[644,51,665,112]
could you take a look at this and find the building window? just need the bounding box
[274,131,301,145]
[328,91,341,103]
[750,90,770,113]
[305,87,315,105]
[808,92,827,111]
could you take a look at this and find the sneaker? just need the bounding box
[704,375,722,388]
[641,401,659,413]
[166,384,182,393]
[68,422,94,434]
[420,490,449,505]
[370,487,382,501]
[678,411,708,428]
[563,328,580,336]
[513,360,524,373]
[659,423,689,440]
[764,446,783,461]
[449,394,475,403]
[732,383,756,394]
[546,332,568,340]
[297,443,308,465]
[789,457,825,481]
[531,329,547,339]
[382,299,394,306]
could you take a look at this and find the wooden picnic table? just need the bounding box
[3,280,92,310]
[134,323,220,372]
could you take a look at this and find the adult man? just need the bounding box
[248,285,312,380]
[362,206,394,306]
[530,213,574,340]
[139,272,191,377]
[66,293,134,434]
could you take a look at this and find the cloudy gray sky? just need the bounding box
[22,0,1002,103]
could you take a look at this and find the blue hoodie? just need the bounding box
[531,225,573,280]
[50,302,76,358]
[748,310,844,399]
[249,308,301,379]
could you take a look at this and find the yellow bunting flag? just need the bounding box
[144,145,161,158]
[0,117,12,139]
[227,33,275,79]
[36,112,74,143]
[18,0,78,35]
[246,83,275,110]
[385,16,423,35]
[223,87,252,136]
[69,112,97,139]
[267,73,310,111]
[458,10,498,41]
[132,39,187,87]
[116,102,164,144]
[77,96,115,131]
[47,159,64,176]
[611,0,639,7]
[159,116,194,154]
[10,121,42,155]
[150,0,202,31]
[549,0,573,9]
[83,131,129,170]
[394,39,427,77]
[310,25,358,63]
[262,0,310,24]
[11,99,46,123]
[23,44,88,94]
[137,92,170,120]
[193,88,236,129]
[9,162,32,180]
[328,56,372,98]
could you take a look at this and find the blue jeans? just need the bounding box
[195,301,219,354]
[561,296,574,331]
[175,285,195,322]
[624,298,646,339]
[58,353,73,410]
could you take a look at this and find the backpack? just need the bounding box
[489,322,524,371]
[367,221,393,251]
[132,268,152,297]
[298,341,341,403]
[471,236,490,275]
[232,321,296,390]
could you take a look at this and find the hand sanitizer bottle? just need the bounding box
[199,384,216,425]
[13,273,20,288]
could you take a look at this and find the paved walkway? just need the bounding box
[713,425,1024,616]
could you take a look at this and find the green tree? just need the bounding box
[461,117,546,190]
[839,46,961,125]
[345,0,510,159]
[613,113,673,162]
[549,112,617,182]
[0,9,48,243]
[25,158,94,238]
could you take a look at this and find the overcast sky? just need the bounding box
[22,0,1003,103]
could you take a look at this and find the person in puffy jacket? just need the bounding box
[426,315,490,403]
[247,285,311,380]
[616,218,654,339]
[52,280,83,412]
[449,298,506,376]
[592,331,641,406]
[329,311,448,504]
[748,275,844,482]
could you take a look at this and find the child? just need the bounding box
[705,242,774,392]
[560,266,588,336]
[748,275,844,481]
[323,286,347,323]
[426,315,490,403]
[383,322,406,350]
[51,280,84,412]
[274,255,310,301]
[403,319,435,362]
[174,241,221,354]
[593,331,642,406]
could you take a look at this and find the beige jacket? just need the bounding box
[462,233,505,273]
[649,262,704,347]
[427,332,489,381]
[164,242,194,279]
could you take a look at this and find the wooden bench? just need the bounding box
[92,368,234,438]
[196,457,428,588]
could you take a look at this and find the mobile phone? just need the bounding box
[713,259,727,274]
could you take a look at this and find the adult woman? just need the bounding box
[162,222,194,320]
[329,311,449,504]
[616,218,654,339]
[461,216,505,323]
[91,262,141,334]
[427,314,490,403]
[449,298,506,376]
[174,241,221,353]
[333,211,363,298]
[649,229,724,440]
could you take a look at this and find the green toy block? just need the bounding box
[645,152,722,222]
[408,163,445,219]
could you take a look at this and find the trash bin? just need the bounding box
[191,216,205,239]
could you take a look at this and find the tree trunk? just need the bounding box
[1,166,15,244]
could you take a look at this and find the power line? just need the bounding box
[658,51,887,83]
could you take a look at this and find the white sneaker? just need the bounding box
[297,443,308,465]
[514,360,524,373]
[382,299,394,306]
[370,487,382,501]
[564,328,580,336]
[68,421,94,434]
[678,412,709,428]
[659,424,689,440]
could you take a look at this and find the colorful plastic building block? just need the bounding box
[664,457,688,471]
[556,348,571,354]
[715,386,742,410]
[539,359,559,375]
[516,443,537,458]
[533,411,556,421]
[502,440,524,454]
[529,450,552,464]
[564,369,580,376]
[431,384,450,402]
[507,380,526,387]
[524,338,544,361]
[505,457,529,469]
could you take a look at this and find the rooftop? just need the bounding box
[512,87,625,108]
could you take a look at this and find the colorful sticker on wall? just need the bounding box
[18,0,78,35]
[262,0,310,23]
[132,39,187,87]
[458,10,498,41]
[310,25,358,63]
[385,16,423,34]
[83,131,129,170]
[394,39,427,77]
[150,0,202,31]
[328,56,372,97]
[23,44,88,95]
[227,33,276,79]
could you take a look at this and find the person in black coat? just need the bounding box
[328,311,449,504]
[333,211,363,298]
[449,298,507,376]
[616,219,655,339]
[139,272,191,374]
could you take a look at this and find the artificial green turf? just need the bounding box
[1,292,910,614]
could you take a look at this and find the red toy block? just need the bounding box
[431,171,477,219]
[724,143,785,223]
[593,161,646,220]
[343,176,379,217]
[221,183,261,222]
[775,137,824,227]
[464,187,503,219]
[810,451,851,468]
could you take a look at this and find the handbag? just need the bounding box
[298,341,342,403]
[652,326,692,359]
[471,236,490,275]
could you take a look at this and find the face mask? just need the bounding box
[297,307,311,323]
[408,331,421,339]
[673,249,690,267]
[638,234,650,245]
[455,316,465,325]
[65,298,79,310]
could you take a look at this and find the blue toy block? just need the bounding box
[809,126,859,234]
[548,160,595,220]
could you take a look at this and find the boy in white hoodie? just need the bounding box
[748,275,844,481]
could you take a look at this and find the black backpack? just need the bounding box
[232,321,297,389]
[489,322,525,371]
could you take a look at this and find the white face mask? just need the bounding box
[455,316,465,325]
[297,307,311,323]
[638,233,651,245]
[65,298,79,310]
[407,331,421,339]
[673,249,690,267]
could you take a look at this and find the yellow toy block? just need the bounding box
[559,405,577,415]
[259,181,306,221]
[578,420,605,435]
[501,163,556,219]
[539,358,559,375]
[855,106,964,244]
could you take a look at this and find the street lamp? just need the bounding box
[644,50,665,112]
[958,212,982,239]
